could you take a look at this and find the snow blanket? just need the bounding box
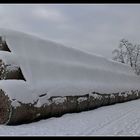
[0,28,140,98]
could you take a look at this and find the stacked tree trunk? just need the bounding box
[0,37,140,125]
[0,38,25,80]
[0,89,140,125]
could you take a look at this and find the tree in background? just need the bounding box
[112,39,140,75]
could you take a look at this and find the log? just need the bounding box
[0,89,11,124]
[5,65,26,80]
[0,40,11,52]
[0,89,140,125]
[0,61,26,80]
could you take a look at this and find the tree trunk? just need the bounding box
[0,89,140,125]
[0,60,26,80]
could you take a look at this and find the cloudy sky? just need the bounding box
[0,4,140,58]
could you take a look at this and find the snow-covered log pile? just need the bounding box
[1,28,140,125]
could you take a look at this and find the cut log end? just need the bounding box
[0,42,11,52]
[0,37,11,52]
[0,60,26,81]
[0,90,11,124]
[6,65,26,81]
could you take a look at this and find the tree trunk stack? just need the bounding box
[0,37,140,125]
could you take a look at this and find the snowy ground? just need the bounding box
[1,99,140,136]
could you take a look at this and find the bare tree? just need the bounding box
[112,39,140,75]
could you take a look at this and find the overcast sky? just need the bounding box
[0,4,140,58]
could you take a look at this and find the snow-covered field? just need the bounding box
[0,99,140,136]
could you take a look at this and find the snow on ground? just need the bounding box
[0,28,140,104]
[0,99,140,136]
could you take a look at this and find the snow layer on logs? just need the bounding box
[0,28,140,105]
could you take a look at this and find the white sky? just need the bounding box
[0,4,140,58]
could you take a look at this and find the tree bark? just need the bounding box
[0,89,140,125]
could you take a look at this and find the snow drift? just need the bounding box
[0,28,140,97]
[0,28,140,124]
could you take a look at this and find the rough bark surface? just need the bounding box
[0,89,140,125]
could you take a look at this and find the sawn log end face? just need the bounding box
[0,89,11,124]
